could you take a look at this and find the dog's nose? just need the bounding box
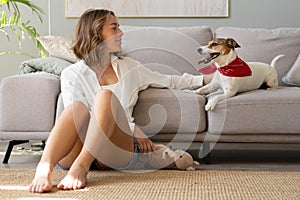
[197,48,203,54]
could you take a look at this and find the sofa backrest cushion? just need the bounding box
[120,26,213,75]
[215,27,300,86]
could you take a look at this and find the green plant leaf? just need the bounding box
[0,0,45,57]
[0,51,36,58]
[0,0,44,22]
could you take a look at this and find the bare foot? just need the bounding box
[29,163,53,193]
[57,162,89,190]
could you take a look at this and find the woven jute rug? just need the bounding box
[0,168,299,200]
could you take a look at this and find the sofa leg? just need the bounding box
[2,140,29,164]
[201,141,211,164]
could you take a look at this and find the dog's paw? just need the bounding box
[267,86,278,91]
[182,89,194,93]
[205,99,219,111]
[206,93,214,98]
[205,102,215,111]
[193,89,201,94]
[193,88,209,95]
[205,104,212,111]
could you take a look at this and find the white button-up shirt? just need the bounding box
[61,56,203,133]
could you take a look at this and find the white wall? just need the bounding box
[1,0,300,80]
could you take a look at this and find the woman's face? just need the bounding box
[101,15,123,53]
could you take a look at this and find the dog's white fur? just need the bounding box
[194,38,284,111]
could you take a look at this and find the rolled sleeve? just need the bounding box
[61,67,89,109]
[182,73,204,89]
[128,122,135,135]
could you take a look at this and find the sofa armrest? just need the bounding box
[0,73,60,137]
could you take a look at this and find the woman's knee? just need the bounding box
[66,102,89,123]
[95,90,114,102]
[94,90,119,111]
[92,90,124,136]
[63,102,89,116]
[59,102,90,138]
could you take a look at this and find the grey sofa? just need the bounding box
[1,26,300,163]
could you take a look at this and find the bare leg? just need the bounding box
[29,102,90,193]
[57,90,135,190]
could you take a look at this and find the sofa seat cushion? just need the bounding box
[133,88,206,135]
[207,87,300,134]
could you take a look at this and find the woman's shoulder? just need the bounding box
[114,56,144,75]
[117,56,142,67]
[61,60,87,78]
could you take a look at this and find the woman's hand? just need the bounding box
[134,126,156,153]
[203,73,215,85]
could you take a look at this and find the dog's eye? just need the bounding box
[211,42,218,47]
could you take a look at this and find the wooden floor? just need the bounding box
[0,141,300,171]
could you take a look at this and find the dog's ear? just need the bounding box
[226,38,241,49]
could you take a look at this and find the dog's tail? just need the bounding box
[271,54,284,67]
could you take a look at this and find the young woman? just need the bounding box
[29,9,209,193]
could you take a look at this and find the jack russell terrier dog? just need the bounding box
[194,38,284,111]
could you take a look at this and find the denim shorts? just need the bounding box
[89,141,140,170]
[57,141,140,171]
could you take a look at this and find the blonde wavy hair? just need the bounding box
[71,9,116,66]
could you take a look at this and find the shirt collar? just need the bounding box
[79,60,89,73]
[79,55,120,74]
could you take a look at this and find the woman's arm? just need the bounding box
[138,65,204,90]
[203,73,214,85]
[61,66,89,109]
[134,126,156,153]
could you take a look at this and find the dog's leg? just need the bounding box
[266,76,279,90]
[265,77,279,90]
[206,89,223,98]
[194,83,219,95]
[205,90,236,111]
[193,85,210,95]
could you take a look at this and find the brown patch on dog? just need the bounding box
[208,38,241,55]
[226,38,241,49]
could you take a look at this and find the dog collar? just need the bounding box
[198,57,252,77]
